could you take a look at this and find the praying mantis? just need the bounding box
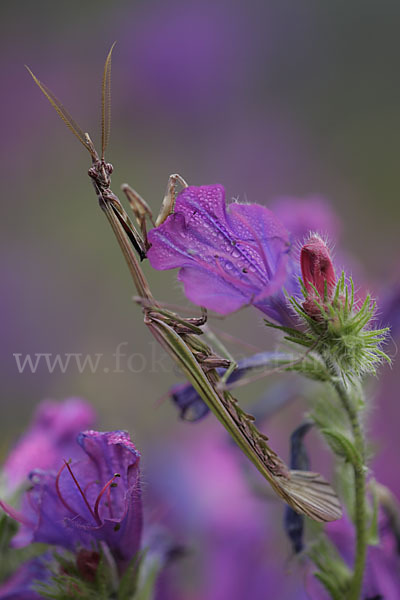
[26,46,342,523]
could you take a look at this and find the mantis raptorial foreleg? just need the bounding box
[121,184,154,251]
[156,173,188,226]
[122,173,188,251]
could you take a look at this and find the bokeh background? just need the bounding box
[2,1,400,596]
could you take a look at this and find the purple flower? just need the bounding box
[284,422,313,555]
[380,278,400,338]
[146,423,316,600]
[147,185,293,324]
[271,195,368,299]
[271,196,341,244]
[3,398,96,493]
[270,195,343,301]
[169,381,211,422]
[325,512,400,599]
[169,351,293,421]
[1,430,142,573]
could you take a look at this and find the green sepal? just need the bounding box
[280,275,391,382]
[34,549,112,600]
[117,550,145,600]
[282,355,331,382]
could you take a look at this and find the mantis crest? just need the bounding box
[27,46,342,523]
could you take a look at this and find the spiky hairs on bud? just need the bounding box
[265,234,390,381]
[289,272,390,381]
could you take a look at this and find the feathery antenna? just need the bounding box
[101,42,116,160]
[25,65,94,157]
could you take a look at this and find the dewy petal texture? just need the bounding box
[147,185,291,319]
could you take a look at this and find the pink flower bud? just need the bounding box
[300,235,336,318]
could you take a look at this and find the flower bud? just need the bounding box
[300,235,336,318]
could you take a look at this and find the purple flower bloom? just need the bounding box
[325,512,400,599]
[380,279,400,338]
[271,195,368,300]
[3,398,96,493]
[270,195,343,302]
[284,421,313,555]
[147,185,293,324]
[169,351,293,421]
[169,382,210,422]
[1,430,142,573]
[146,423,317,600]
[271,196,341,244]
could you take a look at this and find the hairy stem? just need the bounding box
[329,373,367,600]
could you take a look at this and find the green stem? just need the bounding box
[329,375,367,600]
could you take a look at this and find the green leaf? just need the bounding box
[320,429,362,467]
[0,514,50,583]
[0,513,18,554]
[307,535,351,599]
[335,461,356,520]
[132,549,164,600]
[133,562,160,600]
[314,571,343,600]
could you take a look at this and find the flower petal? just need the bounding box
[148,185,292,322]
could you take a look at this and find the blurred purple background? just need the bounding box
[2,1,400,596]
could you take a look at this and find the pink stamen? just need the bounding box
[64,461,100,525]
[94,473,120,524]
[55,463,78,515]
[0,499,33,527]
[106,484,114,519]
